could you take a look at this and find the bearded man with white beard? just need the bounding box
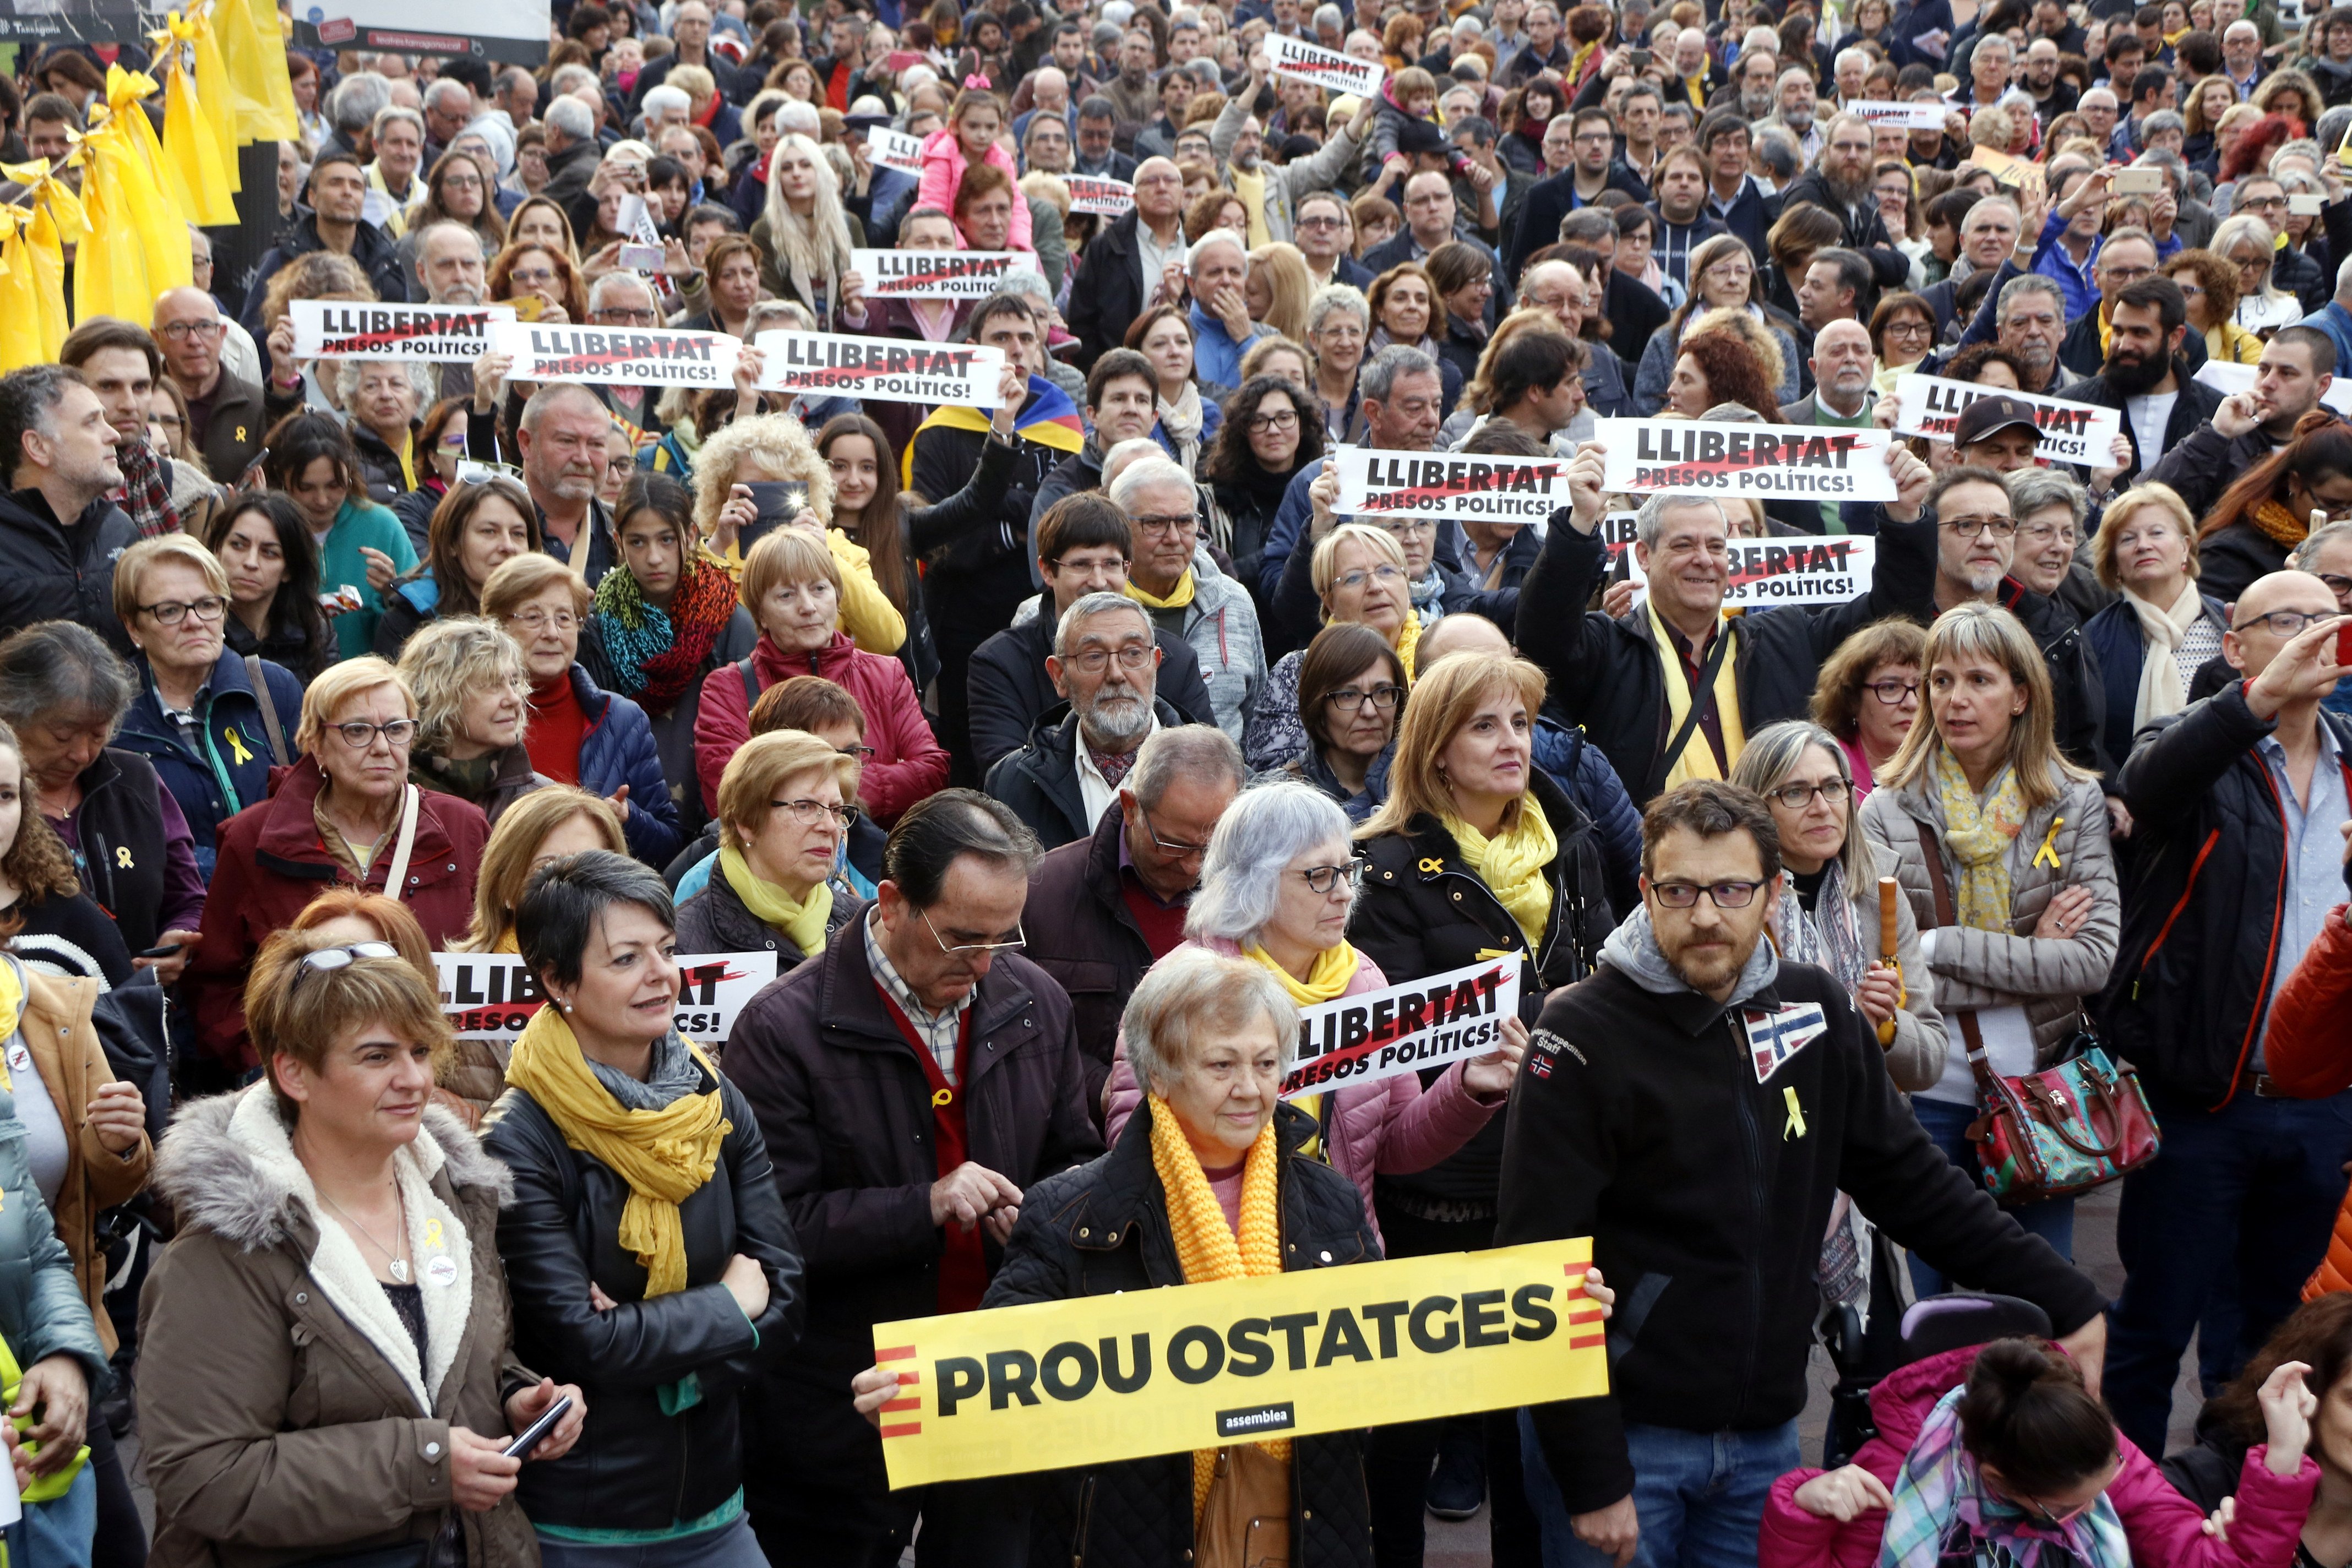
[1768,112,1914,291]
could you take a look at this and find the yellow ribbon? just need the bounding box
[74,68,192,325]
[212,0,299,140]
[154,12,239,225]
[224,728,253,766]
[2032,816,2065,871]
[1783,1086,1807,1141]
[0,157,85,367]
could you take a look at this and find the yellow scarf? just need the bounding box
[1240,941,1355,1163]
[2250,497,2312,549]
[1147,1092,1288,1523]
[1395,607,1422,681]
[1647,600,1746,787]
[719,843,833,956]
[0,959,22,1093]
[1444,793,1558,951]
[493,927,519,955]
[1932,748,2029,933]
[503,1005,731,1297]
[1125,571,1196,611]
[1231,165,1270,248]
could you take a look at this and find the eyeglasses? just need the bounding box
[292,941,402,990]
[1298,860,1366,894]
[1882,318,1934,340]
[1133,513,1196,536]
[2317,571,2352,602]
[1940,514,2018,539]
[596,308,661,325]
[139,595,227,625]
[1764,778,1849,810]
[838,743,877,763]
[1867,677,1922,705]
[2101,263,2155,284]
[1137,803,1212,860]
[2234,608,2340,635]
[919,906,1027,955]
[1325,683,1403,713]
[606,453,636,476]
[509,266,558,286]
[1063,643,1153,674]
[1649,878,1768,908]
[506,608,581,631]
[1296,214,1344,229]
[1333,564,1408,592]
[1248,408,1300,434]
[771,796,856,829]
[1379,519,1436,538]
[331,718,419,749]
[157,319,225,341]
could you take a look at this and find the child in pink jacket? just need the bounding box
[1760,1337,2318,1568]
[916,84,1034,252]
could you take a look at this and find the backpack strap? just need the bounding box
[245,656,290,768]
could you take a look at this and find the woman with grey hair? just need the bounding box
[1307,283,1371,442]
[0,620,204,976]
[397,617,551,826]
[1101,782,1523,1245]
[339,358,435,508]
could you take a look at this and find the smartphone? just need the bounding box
[745,480,810,531]
[134,944,181,960]
[618,243,666,271]
[2337,618,2352,668]
[510,294,546,322]
[1628,47,1651,69]
[502,1396,574,1461]
[2111,167,2165,195]
[2291,193,2328,216]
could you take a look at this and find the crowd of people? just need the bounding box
[1,0,2351,1561]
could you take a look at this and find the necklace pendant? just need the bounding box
[390,1259,410,1283]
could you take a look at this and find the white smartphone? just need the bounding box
[2291,193,2327,216]
[2111,167,2165,196]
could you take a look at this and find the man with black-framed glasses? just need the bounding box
[727,788,1101,1568]
[155,286,275,486]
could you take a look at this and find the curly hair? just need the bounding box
[2164,246,2241,328]
[488,241,589,324]
[1677,311,1783,415]
[0,719,79,923]
[1203,374,1327,486]
[396,615,530,759]
[690,412,835,544]
[1184,186,1248,244]
[2218,110,2297,183]
[1943,342,2027,385]
[2203,1294,2352,1448]
[259,252,375,329]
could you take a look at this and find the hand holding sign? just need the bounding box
[1565,442,1610,533]
[1886,443,1934,522]
[1461,1014,1528,1097]
[990,358,1027,433]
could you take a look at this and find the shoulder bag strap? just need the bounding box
[1658,618,1736,783]
[1915,816,1997,1098]
[382,786,420,903]
[244,656,289,768]
[738,654,761,709]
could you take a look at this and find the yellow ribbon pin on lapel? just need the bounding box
[2032,816,2066,871]
[1783,1086,1807,1141]
[224,727,252,766]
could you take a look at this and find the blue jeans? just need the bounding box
[1519,1409,1799,1568]
[537,1513,769,1568]
[20,1464,96,1568]
[2107,1084,2352,1459]
[1905,1096,2076,1297]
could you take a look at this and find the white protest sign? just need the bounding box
[291,300,516,360]
[1593,418,1899,502]
[433,952,780,1044]
[1330,446,1570,524]
[486,321,741,387]
[1267,33,1386,98]
[1283,957,1520,1100]
[1599,510,1639,560]
[851,248,1043,300]
[1065,174,1136,215]
[2196,358,2352,417]
[616,193,666,271]
[751,329,1009,407]
[1627,533,1879,608]
[1851,99,1952,129]
[1892,373,2124,465]
[867,126,927,175]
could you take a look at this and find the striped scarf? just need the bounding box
[1880,1387,2130,1568]
[589,555,740,716]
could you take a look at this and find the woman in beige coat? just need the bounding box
[1859,603,2119,1296]
[139,928,585,1568]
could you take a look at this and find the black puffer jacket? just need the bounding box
[481,1054,804,1533]
[0,486,138,656]
[2097,679,2352,1107]
[1352,765,1616,1210]
[983,1098,1378,1568]
[673,868,862,972]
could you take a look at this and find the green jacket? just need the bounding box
[320,498,419,661]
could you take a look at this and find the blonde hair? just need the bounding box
[246,925,454,1114]
[458,785,626,950]
[690,412,835,542]
[1246,241,1315,342]
[1311,522,1408,601]
[716,730,860,854]
[480,552,592,622]
[740,527,843,617]
[113,535,230,628]
[2090,481,2199,592]
[396,616,529,758]
[297,656,414,754]
[1877,602,2097,812]
[1359,651,1549,840]
[758,132,853,308]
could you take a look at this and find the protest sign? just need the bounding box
[1891,373,2124,465]
[1267,34,1386,97]
[295,0,552,63]
[0,0,146,44]
[1593,418,1899,501]
[1065,175,1136,215]
[1850,100,1953,129]
[484,322,740,387]
[870,1239,1607,1488]
[1627,534,1879,608]
[1599,510,1638,560]
[751,330,1008,407]
[292,300,516,360]
[850,249,1043,300]
[1330,447,1570,524]
[1284,957,1520,1099]
[2196,358,2352,417]
[867,126,926,175]
[432,952,778,1044]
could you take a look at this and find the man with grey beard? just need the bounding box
[984,590,1187,850]
[1735,49,1778,121]
[413,220,490,404]
[1772,112,1912,288]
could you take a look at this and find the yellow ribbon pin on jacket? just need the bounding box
[2033,816,2066,870]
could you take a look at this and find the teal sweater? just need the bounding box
[318,498,419,661]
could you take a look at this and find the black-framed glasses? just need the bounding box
[1940,514,2018,539]
[1765,778,1849,810]
[2234,608,2340,636]
[1298,860,1366,895]
[1325,683,1402,713]
[2316,572,2352,602]
[1247,407,1300,433]
[1137,803,1212,861]
[771,796,856,829]
[157,319,225,341]
[292,941,402,990]
[1061,644,1153,675]
[1867,678,1922,705]
[139,595,227,625]
[333,718,419,749]
[1650,878,1768,908]
[837,743,877,763]
[919,907,1027,955]
[1133,513,1196,536]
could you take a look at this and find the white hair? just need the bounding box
[589,270,657,313]
[640,84,692,121]
[1109,455,1196,514]
[333,357,433,407]
[1188,227,1248,274]
[1120,946,1299,1098]
[423,78,473,111]
[1053,589,1153,658]
[543,96,595,142]
[1102,436,1169,490]
[777,100,822,137]
[1184,782,1357,947]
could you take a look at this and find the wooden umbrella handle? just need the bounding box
[1877,876,1900,960]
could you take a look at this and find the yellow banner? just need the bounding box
[870,1240,1608,1489]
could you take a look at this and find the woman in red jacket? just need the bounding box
[692,527,946,826]
[186,656,489,1072]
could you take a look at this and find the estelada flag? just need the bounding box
[901,374,1085,488]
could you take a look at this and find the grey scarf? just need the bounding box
[1599,903,1779,1008]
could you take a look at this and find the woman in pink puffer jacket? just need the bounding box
[915,84,1034,252]
[1099,782,1520,1248]
[1760,1337,2318,1568]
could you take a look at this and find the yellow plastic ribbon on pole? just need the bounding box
[156,13,237,225]
[214,0,298,141]
[0,210,48,374]
[74,68,192,325]
[188,7,242,194]
[0,160,85,364]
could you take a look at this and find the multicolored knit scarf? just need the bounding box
[590,556,739,716]
[2250,497,2313,550]
[1879,1386,2130,1568]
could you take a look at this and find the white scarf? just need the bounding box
[2128,576,2203,733]
[1158,382,1205,474]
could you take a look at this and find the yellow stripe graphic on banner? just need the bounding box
[869,1239,1607,1489]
